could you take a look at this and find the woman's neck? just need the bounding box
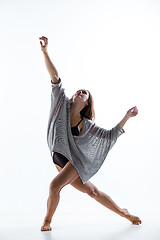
[70,102,82,120]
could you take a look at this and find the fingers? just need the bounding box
[133,106,138,113]
[39,36,47,39]
[129,106,138,113]
[132,109,138,115]
[131,106,137,110]
[127,106,138,117]
[39,36,48,41]
[133,106,137,110]
[39,36,48,46]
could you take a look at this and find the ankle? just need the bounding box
[44,218,51,224]
[119,208,130,218]
[119,209,126,217]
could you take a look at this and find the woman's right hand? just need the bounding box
[39,36,48,53]
[126,106,138,118]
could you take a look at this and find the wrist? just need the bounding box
[42,51,48,55]
[126,113,130,120]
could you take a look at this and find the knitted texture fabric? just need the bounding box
[47,78,125,184]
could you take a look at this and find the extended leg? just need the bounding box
[70,177,123,216]
[70,177,142,225]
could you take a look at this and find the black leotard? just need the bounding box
[52,118,83,168]
[71,118,83,136]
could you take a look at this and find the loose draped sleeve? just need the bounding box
[73,119,125,177]
[87,120,125,150]
[47,78,65,146]
[50,78,64,116]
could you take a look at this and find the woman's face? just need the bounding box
[72,89,89,106]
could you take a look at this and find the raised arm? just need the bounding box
[118,106,138,130]
[39,36,60,84]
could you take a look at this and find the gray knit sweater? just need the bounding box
[47,78,125,184]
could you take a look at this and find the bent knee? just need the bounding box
[49,180,61,195]
[88,188,99,198]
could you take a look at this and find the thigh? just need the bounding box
[51,161,79,191]
[55,163,98,194]
[70,176,98,195]
[55,164,63,172]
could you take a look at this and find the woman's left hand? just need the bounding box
[127,106,138,118]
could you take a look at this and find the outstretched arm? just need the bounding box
[39,36,59,84]
[118,106,138,131]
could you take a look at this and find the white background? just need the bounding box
[0,0,160,239]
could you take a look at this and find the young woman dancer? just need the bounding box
[39,36,142,231]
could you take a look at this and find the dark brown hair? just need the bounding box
[70,90,95,121]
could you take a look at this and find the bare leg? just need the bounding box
[41,192,60,231]
[69,176,142,225]
[41,162,79,231]
[93,191,142,224]
[94,190,125,216]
